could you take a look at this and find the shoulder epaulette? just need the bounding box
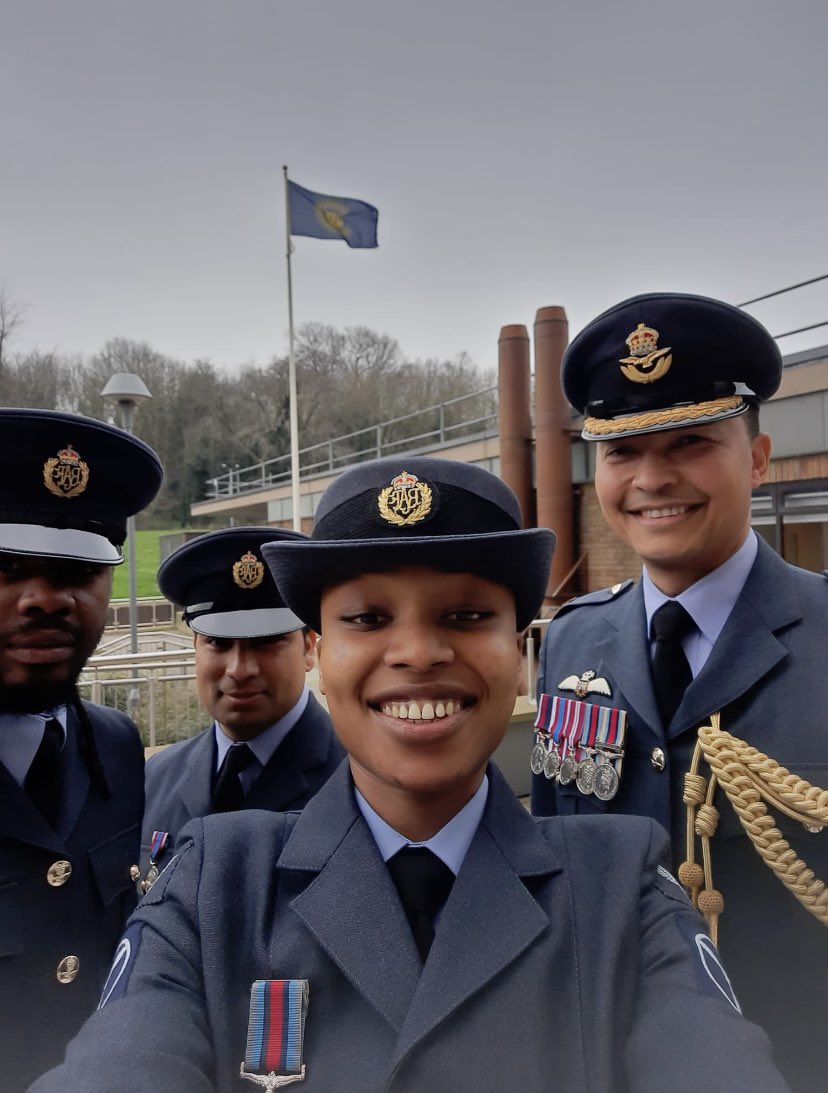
[554,579,635,619]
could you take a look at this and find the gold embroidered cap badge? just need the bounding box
[377,470,433,527]
[232,551,265,589]
[42,444,90,499]
[619,322,673,384]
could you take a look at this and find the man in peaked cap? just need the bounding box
[31,457,789,1093]
[530,292,828,1089]
[140,527,343,886]
[0,407,162,1091]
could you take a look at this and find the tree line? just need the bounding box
[0,304,493,527]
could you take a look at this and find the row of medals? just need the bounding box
[530,734,621,801]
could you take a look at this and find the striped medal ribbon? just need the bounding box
[536,695,584,782]
[241,980,309,1089]
[141,831,170,895]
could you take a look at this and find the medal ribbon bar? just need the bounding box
[150,830,169,863]
[245,979,309,1077]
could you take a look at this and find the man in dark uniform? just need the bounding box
[531,293,828,1090]
[31,458,788,1092]
[0,407,162,1091]
[140,527,343,885]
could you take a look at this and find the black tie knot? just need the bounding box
[387,847,455,962]
[212,743,255,812]
[651,600,694,643]
[650,601,694,726]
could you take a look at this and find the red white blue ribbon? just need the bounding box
[244,980,309,1076]
[149,830,169,864]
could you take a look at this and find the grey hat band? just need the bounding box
[0,523,124,565]
[189,607,305,640]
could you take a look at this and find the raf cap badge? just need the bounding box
[378,469,432,526]
[558,669,611,699]
[619,323,673,384]
[233,551,265,590]
[43,444,90,499]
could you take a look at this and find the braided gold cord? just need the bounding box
[686,718,828,931]
[583,395,744,438]
[680,725,724,944]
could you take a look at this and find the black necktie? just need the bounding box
[212,744,255,812]
[24,719,63,828]
[387,846,455,963]
[651,601,694,726]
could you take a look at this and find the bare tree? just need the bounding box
[0,285,26,384]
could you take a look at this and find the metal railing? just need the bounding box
[207,386,498,499]
[105,597,175,631]
[79,648,200,748]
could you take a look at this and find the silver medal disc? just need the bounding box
[576,758,597,796]
[593,762,619,801]
[559,755,578,785]
[530,744,546,776]
[543,748,560,780]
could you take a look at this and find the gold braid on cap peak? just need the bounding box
[583,395,744,438]
[679,713,828,947]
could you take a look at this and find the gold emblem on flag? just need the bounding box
[378,470,433,526]
[232,551,265,589]
[43,444,90,499]
[619,323,673,384]
[314,198,351,239]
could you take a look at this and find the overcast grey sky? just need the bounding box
[2,0,827,375]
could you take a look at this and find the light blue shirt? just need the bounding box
[643,531,758,678]
[0,706,68,786]
[355,774,489,877]
[214,685,310,794]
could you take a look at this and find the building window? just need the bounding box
[751,481,828,573]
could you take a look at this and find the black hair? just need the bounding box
[743,403,760,439]
[71,691,111,799]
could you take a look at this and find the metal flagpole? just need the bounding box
[283,164,302,531]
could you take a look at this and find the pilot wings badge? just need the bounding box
[558,669,612,699]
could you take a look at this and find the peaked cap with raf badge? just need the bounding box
[157,526,308,639]
[0,406,163,564]
[535,292,828,1090]
[563,292,782,440]
[0,408,162,1090]
[143,525,344,896]
[261,456,556,633]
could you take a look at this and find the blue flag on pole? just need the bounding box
[287,180,378,248]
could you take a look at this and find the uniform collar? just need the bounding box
[213,685,310,772]
[354,775,489,876]
[643,530,758,646]
[0,706,68,786]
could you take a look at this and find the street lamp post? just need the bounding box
[101,373,153,660]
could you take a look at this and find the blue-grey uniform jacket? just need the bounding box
[30,762,789,1093]
[532,538,828,1090]
[1,703,143,1092]
[141,692,344,873]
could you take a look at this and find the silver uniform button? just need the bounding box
[47,861,72,887]
[651,747,666,772]
[56,955,80,984]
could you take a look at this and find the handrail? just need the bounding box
[206,385,498,499]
